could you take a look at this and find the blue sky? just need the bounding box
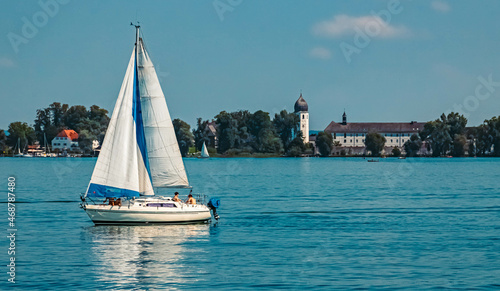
[1,0,500,131]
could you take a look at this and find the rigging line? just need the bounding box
[137,39,189,185]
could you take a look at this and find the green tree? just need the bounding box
[452,134,467,157]
[447,112,468,138]
[248,110,281,153]
[287,132,305,156]
[257,128,282,153]
[49,102,68,127]
[7,122,36,148]
[77,129,94,154]
[0,129,7,154]
[403,134,422,157]
[34,102,69,143]
[215,111,237,153]
[420,112,467,157]
[474,116,500,156]
[173,118,194,157]
[365,132,386,156]
[420,119,451,156]
[230,110,251,149]
[465,127,477,157]
[192,118,211,150]
[392,147,401,157]
[273,110,300,152]
[475,123,492,156]
[486,116,500,156]
[316,131,333,157]
[63,105,88,130]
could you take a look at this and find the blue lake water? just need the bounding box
[0,157,499,290]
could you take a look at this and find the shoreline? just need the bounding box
[1,155,497,159]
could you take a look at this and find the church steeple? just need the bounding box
[294,93,308,113]
[293,92,309,143]
[342,110,347,125]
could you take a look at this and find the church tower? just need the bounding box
[294,93,309,143]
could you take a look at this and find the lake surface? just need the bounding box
[0,157,499,290]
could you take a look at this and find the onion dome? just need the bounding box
[294,93,308,112]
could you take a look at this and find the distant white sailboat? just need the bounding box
[22,141,34,158]
[40,133,49,157]
[13,138,23,157]
[199,141,210,159]
[81,24,220,225]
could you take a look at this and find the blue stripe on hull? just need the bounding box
[87,183,140,198]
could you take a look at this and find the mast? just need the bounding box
[44,133,48,154]
[132,22,140,55]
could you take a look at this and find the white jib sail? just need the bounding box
[136,39,190,188]
[86,49,153,197]
[201,142,209,158]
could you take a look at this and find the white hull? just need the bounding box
[84,199,211,225]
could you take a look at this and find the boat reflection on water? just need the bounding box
[85,224,211,289]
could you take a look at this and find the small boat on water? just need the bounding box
[13,138,33,157]
[198,142,210,159]
[81,24,219,225]
[398,156,406,159]
[367,159,379,162]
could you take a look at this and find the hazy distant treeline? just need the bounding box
[174,109,311,157]
[1,106,498,157]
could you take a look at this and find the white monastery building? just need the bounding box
[324,112,426,154]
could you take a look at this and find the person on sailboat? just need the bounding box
[172,192,181,202]
[104,197,116,206]
[186,194,196,205]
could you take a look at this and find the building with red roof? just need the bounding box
[51,129,79,150]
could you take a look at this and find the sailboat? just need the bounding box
[81,24,219,225]
[199,141,209,159]
[40,133,49,157]
[13,138,23,157]
[22,140,34,158]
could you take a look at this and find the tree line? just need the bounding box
[1,106,498,158]
[0,105,306,157]
[411,112,499,157]
[0,102,110,155]
[173,109,310,157]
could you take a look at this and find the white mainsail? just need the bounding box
[201,142,209,158]
[86,26,188,198]
[86,50,153,197]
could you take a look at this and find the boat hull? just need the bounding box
[84,204,212,225]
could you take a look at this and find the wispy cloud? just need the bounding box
[0,57,15,68]
[309,47,332,60]
[431,1,451,13]
[312,14,410,39]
